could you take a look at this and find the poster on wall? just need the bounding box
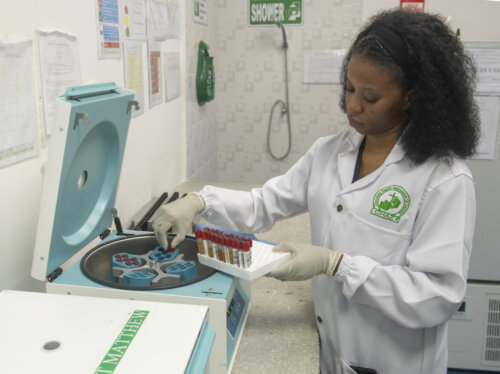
[248,0,303,27]
[96,0,122,59]
[194,0,208,25]
[148,40,163,108]
[164,52,181,101]
[37,30,81,135]
[123,41,145,117]
[304,50,345,84]
[465,42,500,95]
[147,0,169,41]
[474,96,500,160]
[0,40,38,168]
[400,0,424,11]
[119,0,147,41]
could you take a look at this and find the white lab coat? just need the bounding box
[199,129,476,374]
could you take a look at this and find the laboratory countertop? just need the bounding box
[176,182,320,374]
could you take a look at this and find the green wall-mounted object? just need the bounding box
[196,41,215,106]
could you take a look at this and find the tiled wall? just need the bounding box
[185,0,218,182]
[187,0,363,183]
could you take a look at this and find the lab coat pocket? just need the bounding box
[337,359,358,374]
[338,212,410,264]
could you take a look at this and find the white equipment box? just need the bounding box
[448,282,500,371]
[0,290,214,374]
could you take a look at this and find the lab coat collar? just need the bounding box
[338,129,406,193]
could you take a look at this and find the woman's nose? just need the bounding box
[347,94,363,114]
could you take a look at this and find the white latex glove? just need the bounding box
[152,192,205,249]
[267,242,344,281]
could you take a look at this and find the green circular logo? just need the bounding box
[370,185,410,223]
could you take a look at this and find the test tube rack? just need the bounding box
[195,229,290,281]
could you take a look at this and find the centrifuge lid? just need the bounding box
[32,82,136,281]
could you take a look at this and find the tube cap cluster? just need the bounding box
[195,228,253,269]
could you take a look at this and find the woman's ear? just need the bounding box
[403,89,414,110]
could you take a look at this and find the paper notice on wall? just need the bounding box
[194,0,208,25]
[96,0,122,59]
[148,40,163,107]
[166,0,181,39]
[123,41,145,117]
[304,50,345,84]
[0,40,38,168]
[37,30,81,135]
[147,0,169,41]
[119,0,147,41]
[164,52,180,101]
[474,96,500,160]
[466,43,500,95]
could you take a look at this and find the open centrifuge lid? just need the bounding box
[32,82,137,281]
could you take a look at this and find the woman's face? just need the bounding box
[345,54,411,138]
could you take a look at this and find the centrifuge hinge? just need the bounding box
[47,267,63,282]
[127,100,140,113]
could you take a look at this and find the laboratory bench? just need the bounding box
[158,182,487,374]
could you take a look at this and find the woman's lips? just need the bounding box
[348,118,363,129]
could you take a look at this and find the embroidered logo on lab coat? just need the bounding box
[370,185,410,223]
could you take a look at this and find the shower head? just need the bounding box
[276,21,288,49]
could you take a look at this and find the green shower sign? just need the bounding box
[249,0,303,26]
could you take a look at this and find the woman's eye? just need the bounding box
[364,97,378,103]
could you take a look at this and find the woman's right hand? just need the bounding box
[152,192,205,249]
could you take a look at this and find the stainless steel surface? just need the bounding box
[81,233,216,290]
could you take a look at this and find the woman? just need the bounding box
[153,9,479,374]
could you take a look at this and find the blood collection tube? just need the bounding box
[195,230,205,255]
[237,240,245,268]
[206,231,215,258]
[214,232,224,262]
[225,236,234,265]
[212,232,219,260]
[243,239,252,268]
[202,231,209,256]
[221,236,230,264]
[230,238,239,267]
[220,233,227,263]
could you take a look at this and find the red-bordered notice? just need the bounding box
[400,0,424,11]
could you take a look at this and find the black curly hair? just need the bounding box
[339,9,480,164]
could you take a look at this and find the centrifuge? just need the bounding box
[31,83,250,374]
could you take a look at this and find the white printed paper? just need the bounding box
[147,0,169,41]
[164,52,180,101]
[119,0,147,41]
[0,40,38,168]
[166,0,181,39]
[474,96,500,160]
[123,41,145,116]
[304,50,345,84]
[96,0,122,59]
[37,30,81,135]
[467,43,500,95]
[148,40,163,107]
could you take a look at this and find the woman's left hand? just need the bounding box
[267,242,344,281]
